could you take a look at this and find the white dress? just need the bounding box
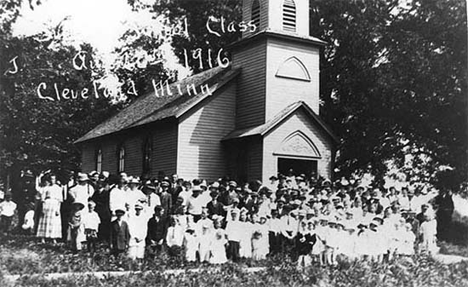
[419,220,438,253]
[239,221,253,258]
[252,223,269,260]
[198,230,213,262]
[183,231,199,262]
[210,229,227,264]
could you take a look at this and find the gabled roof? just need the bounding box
[223,101,339,144]
[75,66,240,144]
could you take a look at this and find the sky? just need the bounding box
[13,0,141,53]
[11,0,190,86]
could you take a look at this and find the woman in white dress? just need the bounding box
[36,173,63,244]
[238,209,253,259]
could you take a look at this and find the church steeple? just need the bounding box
[231,0,325,130]
[242,0,310,38]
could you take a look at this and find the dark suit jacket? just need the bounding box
[160,192,172,217]
[109,219,130,251]
[207,201,226,217]
[146,216,167,245]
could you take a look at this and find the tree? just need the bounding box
[0,10,120,184]
[310,0,467,188]
[150,0,242,74]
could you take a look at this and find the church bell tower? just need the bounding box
[230,0,325,130]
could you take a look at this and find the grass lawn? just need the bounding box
[0,233,467,287]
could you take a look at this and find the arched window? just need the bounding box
[96,148,103,173]
[118,145,125,173]
[142,136,152,175]
[283,0,296,32]
[251,0,260,31]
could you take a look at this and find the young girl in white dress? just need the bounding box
[419,210,438,254]
[183,222,199,262]
[198,222,213,263]
[252,216,269,260]
[399,223,416,256]
[210,217,228,264]
[313,217,328,266]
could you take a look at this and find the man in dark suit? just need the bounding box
[146,205,167,257]
[206,190,225,219]
[159,180,172,219]
[109,209,130,257]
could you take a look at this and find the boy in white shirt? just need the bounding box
[82,201,101,253]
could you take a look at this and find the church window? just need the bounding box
[118,145,125,173]
[142,136,152,175]
[96,148,103,173]
[283,0,296,32]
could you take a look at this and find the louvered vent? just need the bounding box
[251,0,260,31]
[283,0,296,32]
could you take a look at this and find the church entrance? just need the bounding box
[277,157,317,177]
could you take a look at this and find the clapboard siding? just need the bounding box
[123,136,142,177]
[232,40,267,129]
[247,137,263,182]
[242,0,269,38]
[263,108,334,183]
[81,143,96,172]
[266,38,321,119]
[79,120,178,178]
[101,138,117,173]
[152,122,178,178]
[177,82,237,181]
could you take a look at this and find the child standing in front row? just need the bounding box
[295,220,316,268]
[252,216,269,260]
[183,221,199,263]
[210,217,227,264]
[82,201,101,253]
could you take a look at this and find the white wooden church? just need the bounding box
[75,0,338,183]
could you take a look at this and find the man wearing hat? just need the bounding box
[275,197,287,217]
[186,185,204,222]
[109,173,129,218]
[141,179,160,214]
[127,177,146,212]
[109,209,130,257]
[267,175,279,191]
[206,189,225,219]
[225,181,239,205]
[88,171,100,191]
[69,173,95,208]
[240,188,257,215]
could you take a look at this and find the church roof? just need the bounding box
[228,29,327,50]
[75,65,240,144]
[222,101,339,143]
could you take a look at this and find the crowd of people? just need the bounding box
[3,169,455,267]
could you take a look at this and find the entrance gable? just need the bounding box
[274,130,321,158]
